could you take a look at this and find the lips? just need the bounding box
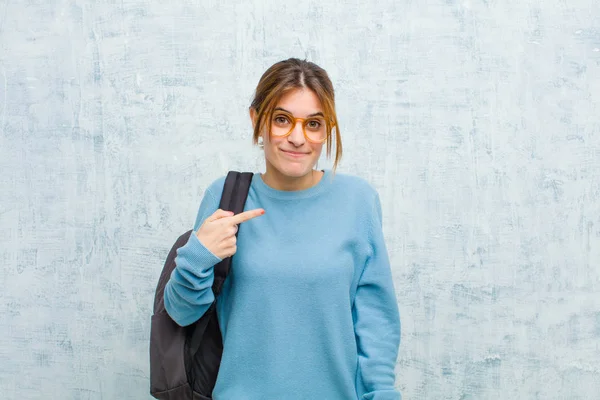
[280,149,308,157]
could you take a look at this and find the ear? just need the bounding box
[249,107,257,129]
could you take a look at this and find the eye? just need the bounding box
[273,115,290,125]
[306,119,322,130]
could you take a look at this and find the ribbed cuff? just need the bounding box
[178,231,223,272]
[362,389,402,400]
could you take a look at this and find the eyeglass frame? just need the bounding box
[268,108,332,144]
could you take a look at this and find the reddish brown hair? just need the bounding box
[250,58,342,170]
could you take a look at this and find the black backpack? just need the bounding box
[150,171,254,400]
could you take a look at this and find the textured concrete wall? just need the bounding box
[1,1,599,399]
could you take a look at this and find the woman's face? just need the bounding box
[253,88,325,180]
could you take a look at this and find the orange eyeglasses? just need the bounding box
[270,108,329,143]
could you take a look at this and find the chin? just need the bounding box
[276,160,316,178]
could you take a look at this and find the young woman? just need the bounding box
[164,58,401,400]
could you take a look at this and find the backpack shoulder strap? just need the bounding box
[212,170,253,296]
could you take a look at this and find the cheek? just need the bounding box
[311,143,324,157]
[263,137,283,158]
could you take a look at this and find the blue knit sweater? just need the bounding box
[164,170,401,400]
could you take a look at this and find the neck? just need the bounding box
[262,164,323,191]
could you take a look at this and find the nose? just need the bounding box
[287,120,305,146]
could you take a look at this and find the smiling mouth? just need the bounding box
[280,149,308,157]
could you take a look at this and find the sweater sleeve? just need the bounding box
[354,193,402,400]
[164,188,223,327]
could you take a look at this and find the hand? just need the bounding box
[195,208,265,259]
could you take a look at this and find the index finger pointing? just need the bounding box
[229,208,265,225]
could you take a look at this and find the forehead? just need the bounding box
[275,88,323,115]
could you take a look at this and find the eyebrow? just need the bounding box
[274,107,324,118]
